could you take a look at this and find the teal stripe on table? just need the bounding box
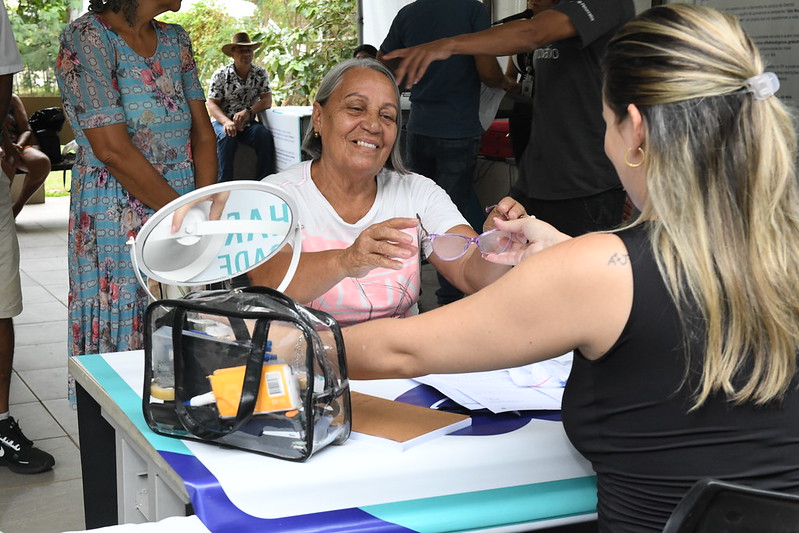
[361,476,597,532]
[78,354,192,455]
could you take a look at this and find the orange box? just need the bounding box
[208,363,300,418]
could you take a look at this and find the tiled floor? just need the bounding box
[0,158,516,533]
[1,196,85,533]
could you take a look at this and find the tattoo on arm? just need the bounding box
[607,253,629,266]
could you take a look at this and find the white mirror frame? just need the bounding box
[128,181,303,301]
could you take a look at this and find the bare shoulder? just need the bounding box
[570,232,630,267]
[510,231,632,359]
[507,231,632,298]
[534,232,630,272]
[554,233,632,303]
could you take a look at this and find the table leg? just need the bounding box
[76,382,119,528]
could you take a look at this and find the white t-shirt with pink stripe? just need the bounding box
[263,161,468,326]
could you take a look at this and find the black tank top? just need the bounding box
[562,224,799,532]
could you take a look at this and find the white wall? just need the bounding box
[362,0,413,49]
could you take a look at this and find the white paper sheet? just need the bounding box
[415,352,572,413]
[479,83,507,130]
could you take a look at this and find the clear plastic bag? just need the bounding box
[143,286,351,461]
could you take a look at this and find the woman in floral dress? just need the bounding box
[56,0,218,403]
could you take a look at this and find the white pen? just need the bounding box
[184,391,216,407]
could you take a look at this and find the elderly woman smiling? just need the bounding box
[248,58,525,325]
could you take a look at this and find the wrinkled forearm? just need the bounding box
[249,248,351,304]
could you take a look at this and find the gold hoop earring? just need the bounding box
[624,147,645,168]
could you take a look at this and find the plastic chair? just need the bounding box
[662,478,799,533]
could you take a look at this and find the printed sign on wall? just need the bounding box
[697,0,799,104]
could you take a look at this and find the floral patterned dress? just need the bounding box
[56,13,205,403]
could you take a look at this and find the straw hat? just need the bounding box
[221,32,263,57]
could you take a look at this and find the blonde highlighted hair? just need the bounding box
[603,4,799,408]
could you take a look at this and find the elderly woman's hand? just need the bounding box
[482,216,571,265]
[339,217,419,278]
[483,196,528,232]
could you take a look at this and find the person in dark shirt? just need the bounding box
[353,43,378,59]
[383,0,634,238]
[342,5,799,531]
[379,0,514,306]
[502,0,559,161]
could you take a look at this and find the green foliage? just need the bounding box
[158,1,245,88]
[12,0,70,25]
[166,0,359,105]
[44,169,71,197]
[256,0,358,105]
[10,0,359,104]
[9,1,71,95]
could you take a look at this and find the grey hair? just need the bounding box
[88,0,139,26]
[301,58,407,173]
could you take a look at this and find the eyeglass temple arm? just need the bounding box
[415,213,430,239]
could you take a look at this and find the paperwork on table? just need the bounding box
[414,352,572,413]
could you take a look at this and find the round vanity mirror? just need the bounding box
[130,181,302,297]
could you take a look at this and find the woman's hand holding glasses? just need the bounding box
[482,216,572,266]
[339,217,418,278]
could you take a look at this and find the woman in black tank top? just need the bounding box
[342,5,799,531]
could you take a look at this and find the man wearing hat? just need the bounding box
[207,32,275,181]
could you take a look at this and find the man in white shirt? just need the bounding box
[0,0,55,474]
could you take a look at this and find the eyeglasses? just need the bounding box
[416,214,512,261]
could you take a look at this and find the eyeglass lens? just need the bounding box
[431,230,511,260]
[477,230,512,255]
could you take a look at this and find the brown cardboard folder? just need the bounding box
[350,391,472,451]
